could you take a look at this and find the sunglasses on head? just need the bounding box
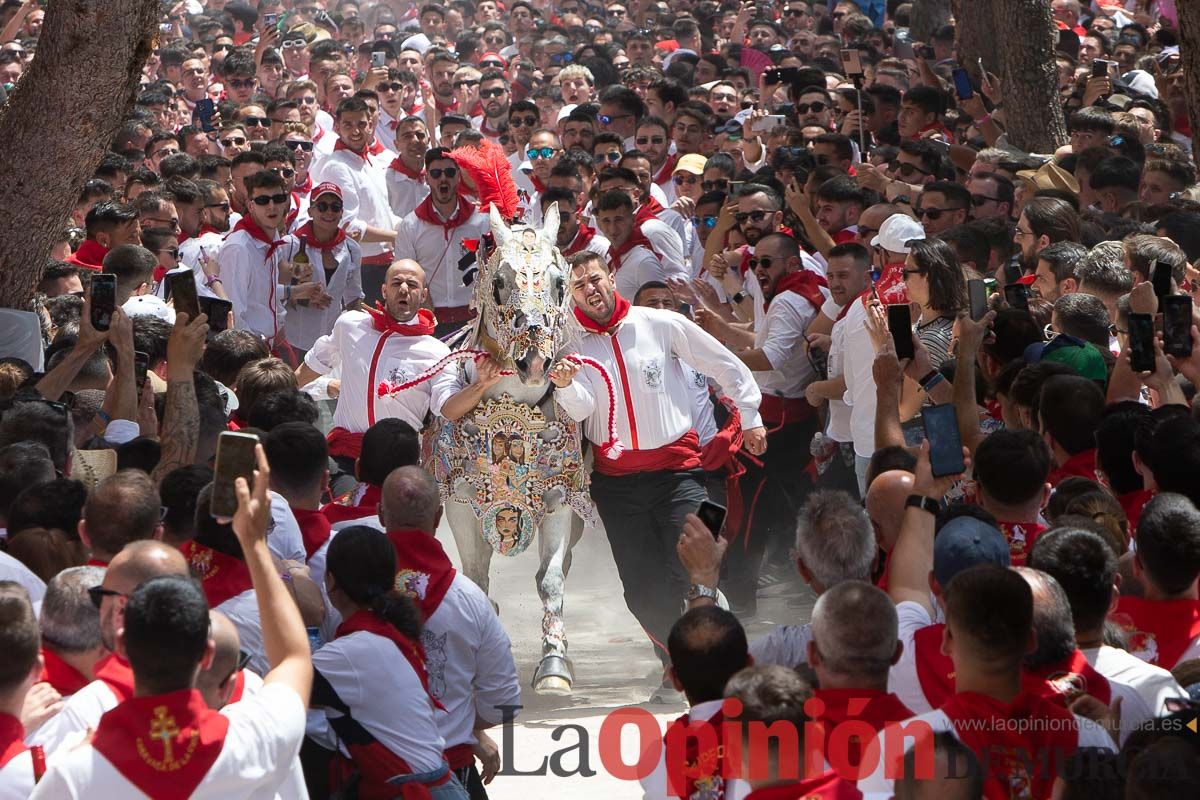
[314,200,344,213]
[796,102,827,114]
[509,115,537,127]
[480,87,507,99]
[251,193,290,205]
[429,167,458,178]
[528,147,557,160]
[673,174,699,185]
[734,210,770,224]
[242,115,270,127]
[692,215,718,228]
[286,139,315,152]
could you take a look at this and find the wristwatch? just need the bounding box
[905,494,940,515]
[732,291,747,304]
[686,584,719,602]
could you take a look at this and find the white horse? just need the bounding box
[432,203,590,695]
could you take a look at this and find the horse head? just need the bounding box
[475,203,571,386]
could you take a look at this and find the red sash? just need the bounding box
[997,521,1046,568]
[1118,488,1153,536]
[295,220,346,251]
[573,292,631,334]
[413,195,476,239]
[940,691,1079,800]
[594,430,702,477]
[321,483,383,527]
[366,303,437,336]
[386,528,457,622]
[1023,649,1112,706]
[65,239,109,270]
[1046,448,1097,488]
[180,540,254,607]
[812,688,913,769]
[94,653,136,702]
[293,508,333,560]
[92,689,229,800]
[606,229,655,273]
[758,395,816,427]
[39,647,91,696]
[743,770,863,799]
[336,610,444,711]
[389,158,425,181]
[562,224,597,256]
[769,270,827,313]
[1112,596,1200,669]
[913,623,955,709]
[327,427,366,460]
[232,216,286,260]
[664,709,726,799]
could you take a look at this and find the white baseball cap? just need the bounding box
[870,214,925,254]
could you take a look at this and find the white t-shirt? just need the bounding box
[29,679,121,755]
[888,601,937,716]
[32,683,307,800]
[639,699,752,800]
[841,296,879,459]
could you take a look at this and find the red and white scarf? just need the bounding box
[295,220,346,251]
[232,216,286,260]
[562,223,598,256]
[1113,595,1200,669]
[180,540,254,607]
[606,228,656,273]
[412,196,476,240]
[386,528,457,622]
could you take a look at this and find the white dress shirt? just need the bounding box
[384,166,431,220]
[392,202,490,309]
[219,231,295,343]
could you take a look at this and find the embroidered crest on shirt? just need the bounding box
[422,630,448,698]
[642,357,664,389]
[187,548,215,579]
[387,365,413,386]
[137,707,199,771]
[1044,671,1089,703]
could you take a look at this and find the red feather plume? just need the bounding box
[450,140,520,222]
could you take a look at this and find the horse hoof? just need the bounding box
[532,655,573,695]
[534,676,572,696]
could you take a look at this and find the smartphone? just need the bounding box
[927,137,951,154]
[211,431,260,518]
[921,404,966,478]
[1128,312,1156,373]
[983,277,998,295]
[918,44,936,61]
[968,279,988,321]
[840,49,864,78]
[134,351,150,394]
[194,98,216,133]
[1161,296,1193,358]
[752,114,787,133]
[263,12,279,28]
[1151,259,1173,298]
[764,67,800,85]
[1003,258,1021,287]
[1004,283,1029,311]
[371,50,387,69]
[1091,58,1114,78]
[887,303,914,360]
[951,67,973,100]
[89,273,116,332]
[199,296,233,333]
[166,269,201,321]
[696,500,728,540]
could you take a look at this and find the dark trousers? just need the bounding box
[815,440,861,500]
[590,468,708,665]
[452,764,488,800]
[722,416,818,606]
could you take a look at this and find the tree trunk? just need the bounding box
[952,0,999,84]
[0,0,160,309]
[1177,0,1200,157]
[990,0,1068,154]
[911,0,953,43]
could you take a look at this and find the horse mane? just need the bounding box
[450,140,520,221]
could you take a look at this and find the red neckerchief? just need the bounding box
[812,687,913,769]
[1112,596,1200,669]
[634,196,664,225]
[832,227,858,244]
[93,653,136,703]
[386,528,457,621]
[180,540,253,607]
[295,174,312,197]
[530,174,548,194]
[913,623,955,709]
[910,121,954,143]
[285,193,301,229]
[1118,488,1154,536]
[389,157,425,181]
[743,771,863,799]
[321,483,383,526]
[336,610,445,710]
[197,224,222,237]
[653,154,678,186]
[292,508,333,560]
[573,292,631,334]
[86,557,109,567]
[295,220,346,251]
[607,227,655,273]
[664,708,726,800]
[1046,448,1097,488]
[365,302,437,336]
[836,288,872,323]
[997,521,1047,568]
[177,230,191,244]
[940,690,1079,800]
[767,270,827,313]
[876,261,910,305]
[232,216,285,259]
[92,688,229,800]
[435,96,458,113]
[562,223,597,256]
[40,647,91,696]
[1023,649,1112,706]
[0,713,28,769]
[334,137,374,163]
[368,138,386,156]
[66,239,109,269]
[228,670,247,704]
[412,195,476,240]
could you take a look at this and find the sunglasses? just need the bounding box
[270,167,296,179]
[206,202,231,212]
[528,147,557,160]
[702,179,730,192]
[429,167,458,178]
[914,207,963,220]
[970,194,1002,206]
[734,210,770,224]
[509,115,538,127]
[480,87,507,99]
[285,139,315,152]
[314,200,344,213]
[599,113,632,125]
[748,256,779,270]
[889,161,931,178]
[228,79,256,90]
[549,53,574,65]
[251,193,290,205]
[212,43,233,54]
[673,174,699,185]
[795,102,827,114]
[282,38,307,49]
[594,151,622,164]
[221,137,246,148]
[784,8,807,16]
[145,217,180,230]
[480,60,504,70]
[608,8,626,16]
[692,215,718,228]
[454,79,480,88]
[242,116,270,127]
[377,81,404,92]
[159,247,181,260]
[636,136,666,146]
[88,586,125,609]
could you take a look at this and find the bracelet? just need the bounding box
[975,112,992,125]
[204,275,222,287]
[918,370,939,387]
[905,494,940,515]
[921,372,945,392]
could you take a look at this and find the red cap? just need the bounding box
[311,182,342,200]
[1016,273,1037,286]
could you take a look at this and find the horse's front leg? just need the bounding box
[531,489,575,695]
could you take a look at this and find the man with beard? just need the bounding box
[560,110,596,154]
[177,180,233,299]
[520,128,563,223]
[635,118,677,203]
[1013,197,1081,279]
[474,70,510,142]
[597,167,688,282]
[393,148,489,335]
[541,188,609,258]
[385,116,432,219]
[427,49,461,115]
[506,101,540,170]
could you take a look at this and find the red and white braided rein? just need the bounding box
[376,349,625,459]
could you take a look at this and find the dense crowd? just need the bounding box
[1,0,1200,797]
